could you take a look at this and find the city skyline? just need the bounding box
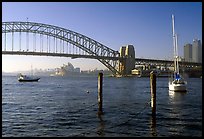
[2,2,202,72]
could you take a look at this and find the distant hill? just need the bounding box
[2,70,31,76]
[2,72,17,76]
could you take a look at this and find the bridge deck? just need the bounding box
[2,51,121,60]
[2,51,201,66]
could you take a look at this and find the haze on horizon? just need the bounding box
[2,2,202,73]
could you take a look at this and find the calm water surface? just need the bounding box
[2,75,202,137]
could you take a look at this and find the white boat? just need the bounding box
[168,14,187,92]
[18,73,40,82]
[18,65,40,82]
[168,75,187,92]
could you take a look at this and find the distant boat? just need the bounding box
[168,15,187,92]
[18,73,40,82]
[18,65,40,82]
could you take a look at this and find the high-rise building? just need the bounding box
[192,39,202,63]
[184,39,202,63]
[184,43,192,62]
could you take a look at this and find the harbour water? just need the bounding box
[2,75,202,137]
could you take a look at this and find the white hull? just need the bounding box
[169,82,186,92]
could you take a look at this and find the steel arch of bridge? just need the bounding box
[2,21,122,75]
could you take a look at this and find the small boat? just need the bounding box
[168,15,187,92]
[18,73,40,82]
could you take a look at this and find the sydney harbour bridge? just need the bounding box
[2,22,201,76]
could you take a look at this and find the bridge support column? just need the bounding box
[118,45,135,76]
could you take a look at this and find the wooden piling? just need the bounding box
[98,72,103,115]
[150,71,156,116]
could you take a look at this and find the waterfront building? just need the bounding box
[192,39,202,63]
[184,39,202,63]
[184,43,193,62]
[55,62,80,76]
[131,69,141,75]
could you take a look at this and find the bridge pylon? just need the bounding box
[118,45,135,76]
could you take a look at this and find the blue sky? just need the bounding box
[2,2,202,72]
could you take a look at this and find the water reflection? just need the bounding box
[96,114,105,136]
[150,116,157,136]
[168,90,187,136]
[169,90,187,99]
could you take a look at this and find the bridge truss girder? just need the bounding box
[2,21,122,76]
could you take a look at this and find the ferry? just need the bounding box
[18,73,40,82]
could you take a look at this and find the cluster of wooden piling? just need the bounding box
[97,71,156,117]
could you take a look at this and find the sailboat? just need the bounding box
[18,65,40,82]
[168,14,187,92]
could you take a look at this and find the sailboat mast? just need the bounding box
[172,14,177,73]
[175,34,179,74]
